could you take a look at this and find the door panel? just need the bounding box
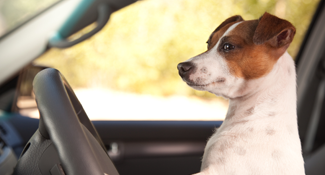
[93,121,222,175]
[7,115,222,175]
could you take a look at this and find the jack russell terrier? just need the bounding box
[177,12,305,175]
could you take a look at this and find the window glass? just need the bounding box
[0,0,59,37]
[33,0,319,121]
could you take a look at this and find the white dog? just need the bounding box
[177,12,305,175]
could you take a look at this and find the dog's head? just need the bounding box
[177,12,295,99]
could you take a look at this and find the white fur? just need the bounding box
[185,22,246,99]
[183,23,305,175]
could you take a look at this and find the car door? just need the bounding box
[93,120,221,175]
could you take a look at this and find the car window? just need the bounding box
[32,0,319,121]
[0,0,60,38]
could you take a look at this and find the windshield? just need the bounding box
[0,0,60,37]
[31,0,319,121]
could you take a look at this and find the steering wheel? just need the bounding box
[14,68,119,175]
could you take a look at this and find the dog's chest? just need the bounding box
[201,114,302,174]
[201,86,303,174]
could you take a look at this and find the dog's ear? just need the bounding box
[207,15,244,44]
[253,12,296,49]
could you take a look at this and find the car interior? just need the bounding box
[0,0,325,174]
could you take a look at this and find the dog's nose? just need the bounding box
[177,62,195,78]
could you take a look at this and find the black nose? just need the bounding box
[177,62,195,78]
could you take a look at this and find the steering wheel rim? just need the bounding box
[33,68,119,175]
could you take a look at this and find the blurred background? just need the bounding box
[0,0,320,120]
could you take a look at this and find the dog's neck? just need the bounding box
[224,52,297,126]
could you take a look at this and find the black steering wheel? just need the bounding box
[13,68,119,175]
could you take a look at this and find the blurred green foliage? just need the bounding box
[35,0,319,98]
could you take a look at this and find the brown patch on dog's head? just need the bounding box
[214,12,295,79]
[207,15,244,50]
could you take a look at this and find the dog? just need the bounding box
[177,12,305,175]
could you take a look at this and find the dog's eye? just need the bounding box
[222,43,235,51]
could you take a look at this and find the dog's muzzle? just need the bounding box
[177,62,196,79]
